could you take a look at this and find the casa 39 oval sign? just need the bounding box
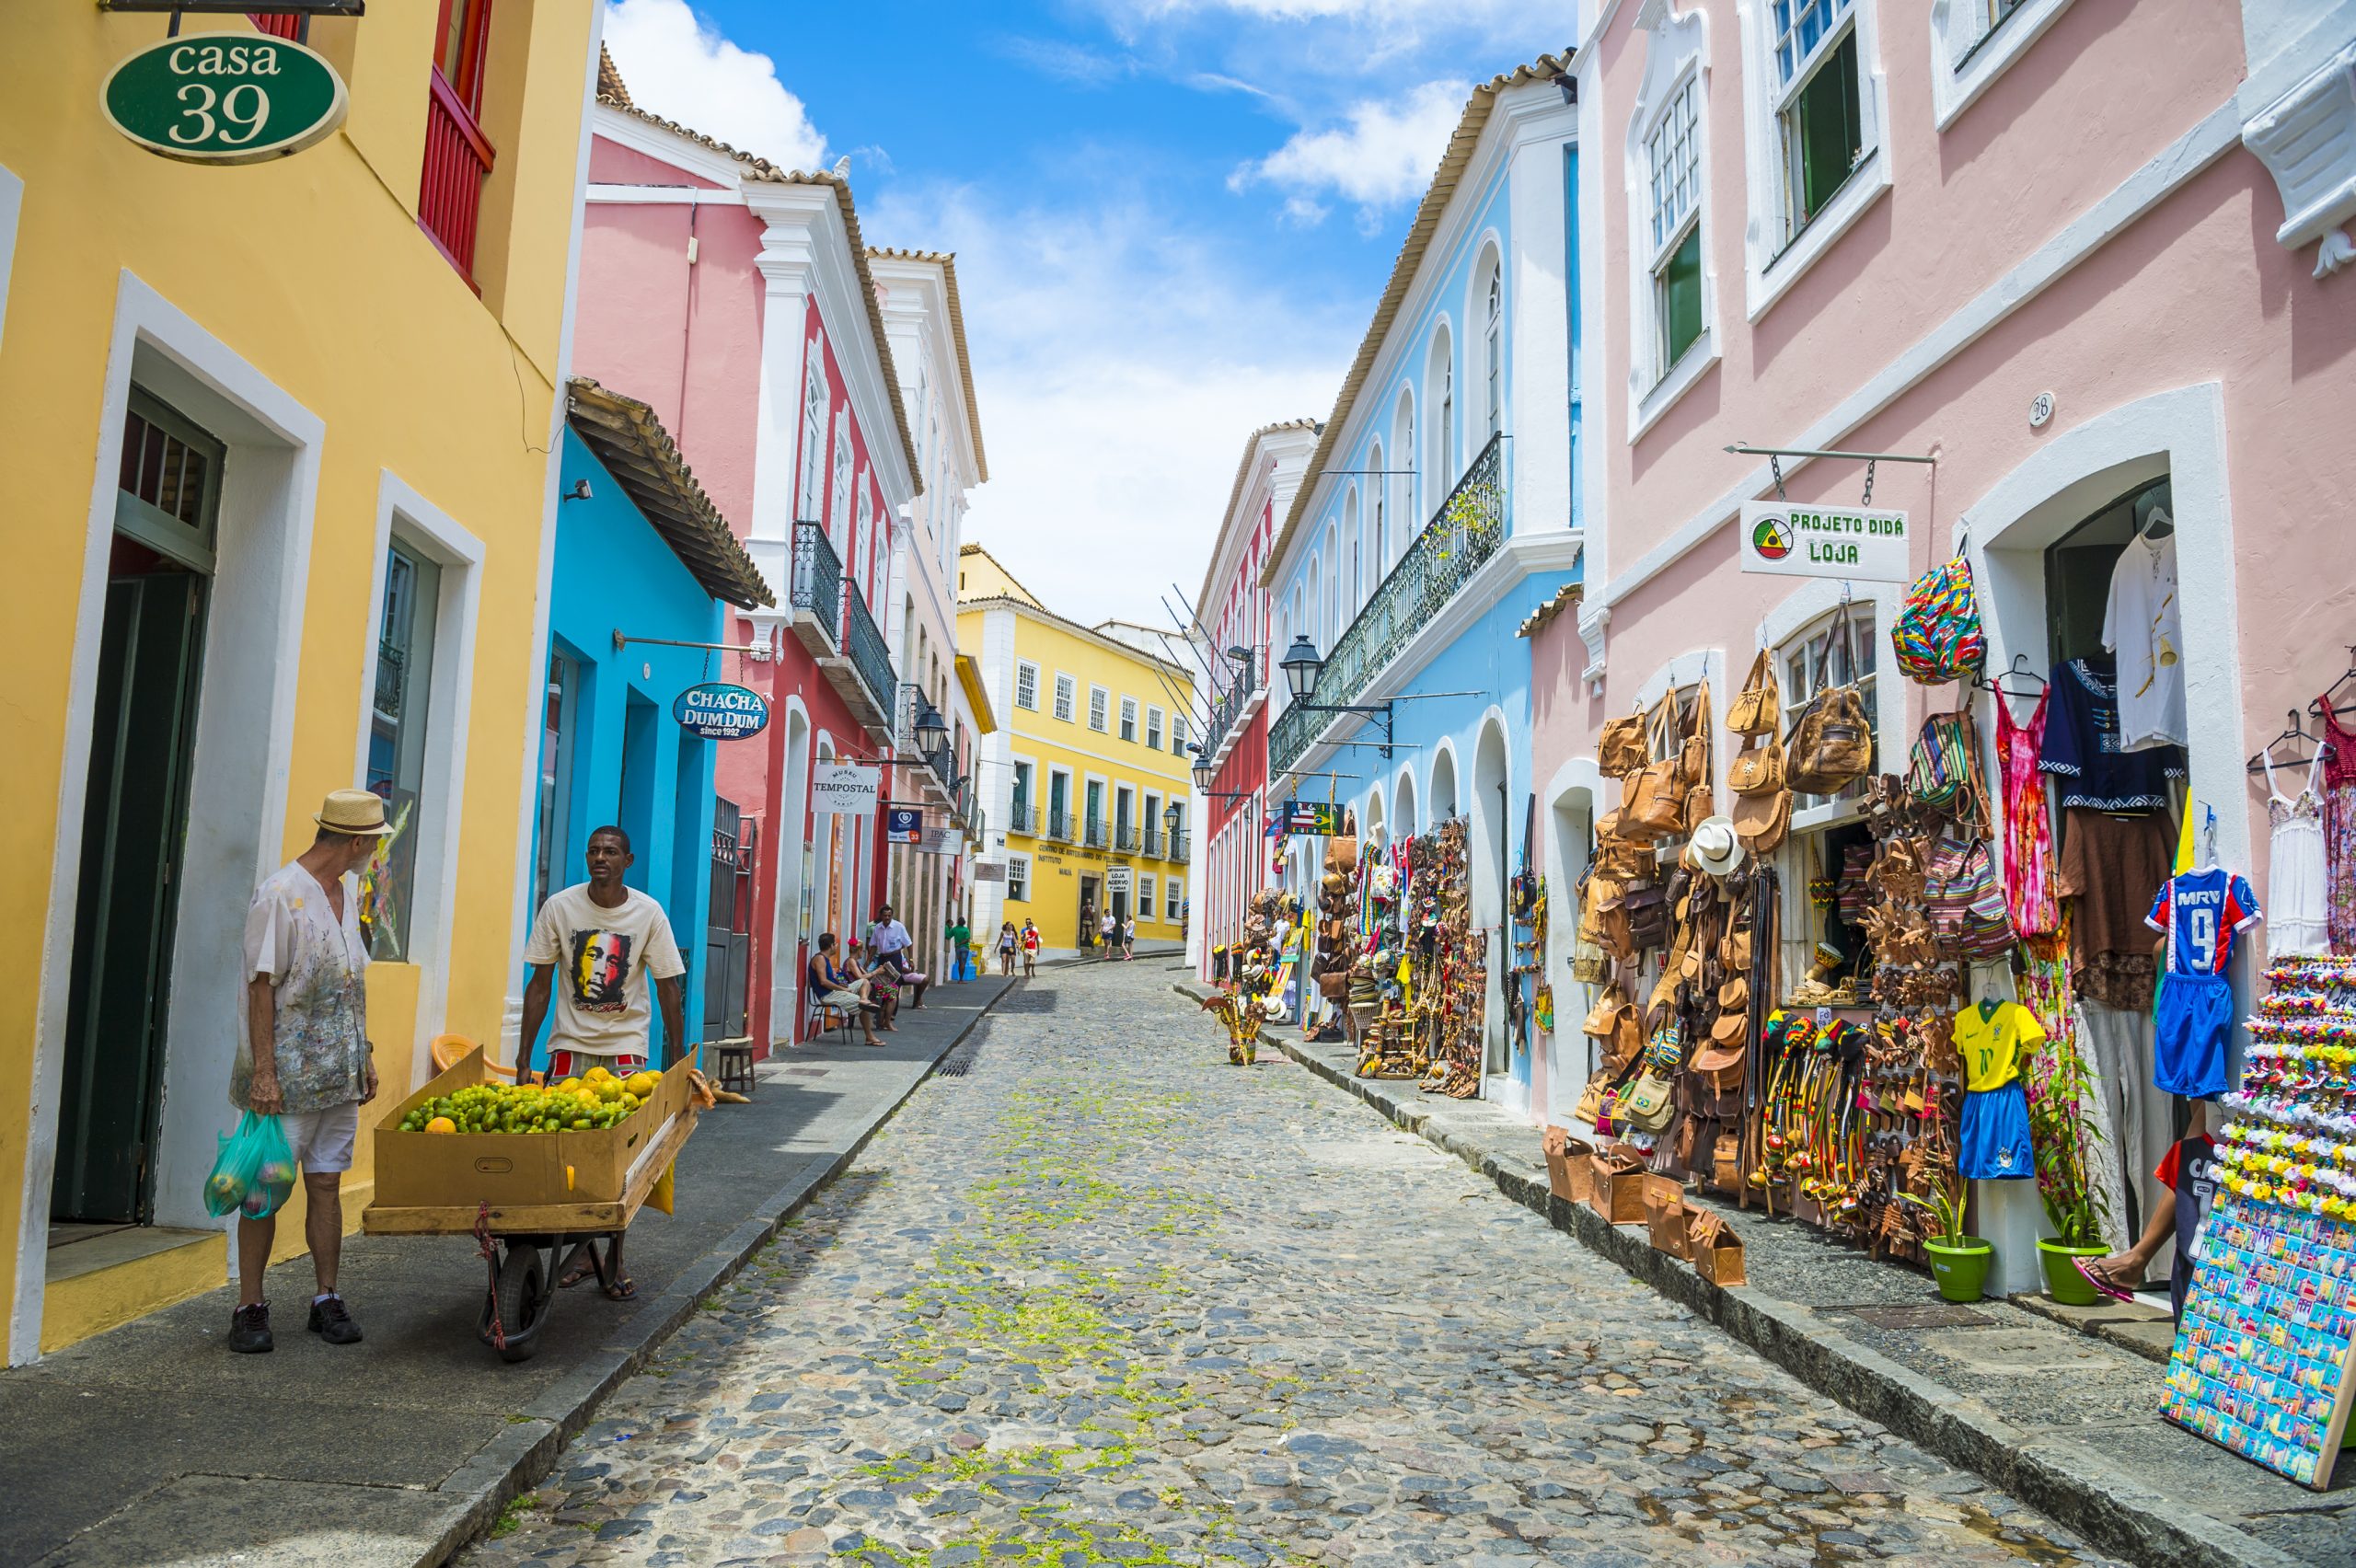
[101,33,348,165]
[674,682,770,742]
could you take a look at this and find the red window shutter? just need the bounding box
[418,0,497,285]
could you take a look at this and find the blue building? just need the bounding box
[1263,55,1582,1121]
[525,379,774,1070]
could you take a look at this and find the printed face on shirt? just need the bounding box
[569,928,634,1013]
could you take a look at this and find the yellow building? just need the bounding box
[0,6,597,1357]
[957,547,1195,957]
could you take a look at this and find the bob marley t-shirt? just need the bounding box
[525,884,685,1058]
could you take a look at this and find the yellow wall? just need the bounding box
[1,6,595,1356]
[958,554,1195,951]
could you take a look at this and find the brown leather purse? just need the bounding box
[1599,709,1648,777]
[1727,649,1780,737]
[1626,704,1688,837]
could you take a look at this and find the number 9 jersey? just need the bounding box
[2146,868,2263,977]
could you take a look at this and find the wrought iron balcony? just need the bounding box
[1114,824,1141,854]
[1269,434,1505,774]
[1171,831,1192,861]
[790,522,842,654]
[842,584,895,722]
[1008,802,1039,836]
[1141,827,1163,858]
[1047,809,1076,844]
[1084,818,1109,849]
[1197,648,1261,762]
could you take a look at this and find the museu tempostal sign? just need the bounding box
[1738,501,1912,583]
[101,33,349,165]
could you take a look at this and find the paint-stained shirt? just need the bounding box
[525,884,685,1059]
[233,861,371,1113]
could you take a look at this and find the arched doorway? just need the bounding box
[1471,719,1513,1098]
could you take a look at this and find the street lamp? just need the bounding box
[913,700,949,745]
[1163,801,1184,837]
[1192,756,1214,792]
[1276,635,1395,755]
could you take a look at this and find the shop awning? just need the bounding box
[564,377,775,610]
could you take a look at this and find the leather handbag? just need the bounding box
[1574,1071,1611,1127]
[1733,785,1793,855]
[1785,620,1873,794]
[1679,679,1713,789]
[1627,704,1688,837]
[1619,1069,1676,1132]
[1727,738,1784,797]
[1727,649,1781,737]
[1599,709,1648,777]
[1622,883,1671,950]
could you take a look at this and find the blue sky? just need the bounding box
[602,0,1571,628]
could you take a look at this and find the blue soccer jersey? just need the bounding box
[2145,869,2261,977]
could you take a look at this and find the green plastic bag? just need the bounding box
[203,1111,298,1220]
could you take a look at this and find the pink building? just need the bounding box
[572,52,930,1054]
[1536,1,2356,1290]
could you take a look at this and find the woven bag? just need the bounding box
[1890,556,1987,685]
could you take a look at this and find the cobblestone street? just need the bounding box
[464,963,2123,1568]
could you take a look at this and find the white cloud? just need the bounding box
[602,0,827,169]
[864,182,1348,628]
[1230,80,1465,221]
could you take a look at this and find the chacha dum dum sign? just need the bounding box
[673,682,769,742]
[101,32,348,165]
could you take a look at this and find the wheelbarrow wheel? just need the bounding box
[482,1244,549,1363]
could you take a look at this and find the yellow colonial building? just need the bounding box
[958,547,1195,957]
[0,6,597,1356]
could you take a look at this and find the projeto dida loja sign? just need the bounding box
[1738,501,1911,583]
[100,32,348,165]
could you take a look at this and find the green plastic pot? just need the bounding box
[1924,1236,1994,1303]
[2038,1239,2110,1305]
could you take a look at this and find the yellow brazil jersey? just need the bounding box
[1952,999,2047,1092]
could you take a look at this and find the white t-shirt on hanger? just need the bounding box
[2101,529,2187,752]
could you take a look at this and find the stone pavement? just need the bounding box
[1237,1005,2354,1568]
[463,961,2133,1568]
[0,973,1011,1568]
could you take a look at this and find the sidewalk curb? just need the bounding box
[422,991,1013,1565]
[1192,986,2306,1568]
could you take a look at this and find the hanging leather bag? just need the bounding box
[1785,617,1874,794]
[1727,649,1781,738]
[1626,702,1688,838]
[1727,736,1784,797]
[1599,709,1648,778]
[1680,679,1713,789]
[1733,783,1793,855]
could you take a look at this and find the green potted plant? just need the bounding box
[1900,1180,1992,1303]
[2024,1024,2111,1304]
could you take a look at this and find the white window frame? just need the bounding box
[1010,756,1035,834]
[1479,256,1504,443]
[1088,684,1110,732]
[1138,871,1157,917]
[1928,0,2073,130]
[798,339,828,520]
[1169,715,1186,754]
[854,468,873,587]
[829,413,855,553]
[1015,659,1040,711]
[1006,851,1030,903]
[1047,765,1075,841]
[1119,695,1138,742]
[1735,0,1889,321]
[1145,705,1163,749]
[1053,671,1076,723]
[1623,3,1719,443]
[1166,875,1184,921]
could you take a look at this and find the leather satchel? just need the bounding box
[1621,883,1671,951]
[1786,627,1874,794]
[1727,649,1780,737]
[1619,1069,1676,1132]
[1727,738,1784,797]
[1599,709,1648,778]
[1679,679,1713,789]
[1733,785,1793,855]
[1626,704,1688,837]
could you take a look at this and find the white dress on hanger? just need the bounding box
[2264,744,2329,959]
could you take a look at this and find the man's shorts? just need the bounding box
[2154,971,2235,1098]
[282,1102,360,1176]
[548,1049,646,1080]
[1959,1081,2032,1180]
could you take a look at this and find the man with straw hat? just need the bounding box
[226,789,393,1354]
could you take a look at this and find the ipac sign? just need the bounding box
[672,682,769,741]
[101,33,348,165]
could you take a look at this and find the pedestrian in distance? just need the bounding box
[1078,901,1094,951]
[808,933,885,1047]
[521,824,687,1299]
[225,790,393,1355]
[868,904,928,1009]
[1021,918,1041,978]
[998,920,1018,975]
[1122,916,1137,960]
[1100,908,1119,959]
[948,916,972,980]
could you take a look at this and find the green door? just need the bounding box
[52,391,219,1226]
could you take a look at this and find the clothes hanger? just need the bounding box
[2246,709,2323,776]
[1972,652,2048,699]
[2307,645,2356,722]
[2134,492,2175,541]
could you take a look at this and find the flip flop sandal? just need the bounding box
[2073,1257,2142,1304]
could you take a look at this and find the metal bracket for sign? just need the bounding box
[611,630,773,660]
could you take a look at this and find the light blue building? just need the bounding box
[525,379,775,1070]
[1263,56,1582,1121]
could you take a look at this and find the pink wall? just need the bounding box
[1571,1,2356,900]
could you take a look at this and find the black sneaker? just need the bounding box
[307,1295,363,1345]
[228,1302,273,1354]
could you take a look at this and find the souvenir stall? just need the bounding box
[1403,817,1483,1100]
[1350,833,1420,1080]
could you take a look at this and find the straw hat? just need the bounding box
[316,789,397,836]
[1686,815,1745,877]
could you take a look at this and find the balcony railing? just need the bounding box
[842,585,895,717]
[1084,819,1109,849]
[1270,433,1506,774]
[420,71,494,286]
[791,522,842,650]
[1142,827,1163,859]
[1008,803,1039,836]
[1198,649,1262,762]
[1047,809,1075,843]
[1114,824,1141,854]
[1171,831,1192,861]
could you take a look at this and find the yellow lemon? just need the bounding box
[624,1071,660,1099]
[554,1078,582,1096]
[584,1065,615,1083]
[424,1115,457,1134]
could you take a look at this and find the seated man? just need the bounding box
[807,933,884,1047]
[866,905,930,1009]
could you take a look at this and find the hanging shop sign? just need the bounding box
[1738,501,1912,583]
[884,807,923,845]
[672,682,769,741]
[972,860,1007,883]
[1281,799,1343,836]
[916,827,959,856]
[811,762,879,816]
[100,32,349,165]
[1104,867,1133,894]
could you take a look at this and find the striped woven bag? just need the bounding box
[1890,556,1987,685]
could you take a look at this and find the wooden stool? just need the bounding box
[710,1036,756,1096]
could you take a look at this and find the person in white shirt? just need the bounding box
[866,905,927,1008]
[1100,909,1119,960]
